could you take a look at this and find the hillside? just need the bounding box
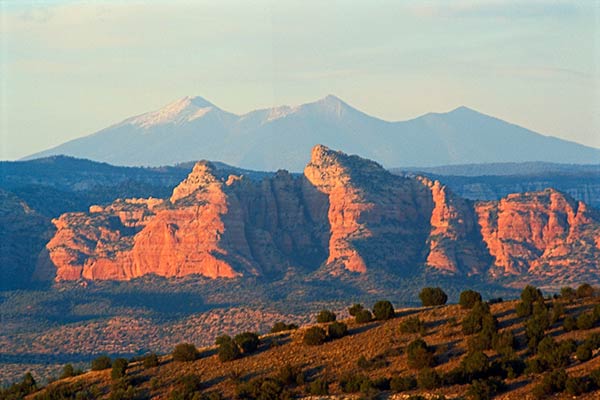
[24,96,600,171]
[14,288,600,400]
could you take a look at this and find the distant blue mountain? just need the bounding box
[25,95,600,171]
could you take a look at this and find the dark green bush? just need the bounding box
[577,312,596,330]
[172,343,199,362]
[357,354,388,370]
[419,287,448,306]
[143,353,159,369]
[466,378,505,400]
[111,358,128,381]
[590,368,600,387]
[526,313,550,351]
[307,378,328,395]
[565,376,591,396]
[236,377,288,400]
[417,368,441,389]
[460,351,490,379]
[460,290,482,309]
[390,375,417,392]
[339,373,369,393]
[531,369,567,399]
[563,315,577,332]
[110,378,137,400]
[407,339,435,369]
[217,335,240,362]
[3,372,37,399]
[400,317,425,334]
[348,304,364,316]
[576,283,595,298]
[303,327,327,346]
[59,364,75,379]
[276,364,305,386]
[91,355,112,370]
[372,300,395,320]
[355,309,373,324]
[492,330,516,356]
[234,332,260,354]
[316,310,336,323]
[327,321,348,339]
[270,322,298,333]
[576,342,593,362]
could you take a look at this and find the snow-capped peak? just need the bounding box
[128,96,217,128]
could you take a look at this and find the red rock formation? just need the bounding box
[42,145,600,285]
[476,189,600,284]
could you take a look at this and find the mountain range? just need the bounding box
[26,95,600,171]
[36,145,600,287]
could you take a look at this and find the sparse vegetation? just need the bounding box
[316,310,336,323]
[419,287,448,306]
[172,343,200,362]
[372,300,395,320]
[459,290,482,309]
[303,326,327,346]
[91,355,112,371]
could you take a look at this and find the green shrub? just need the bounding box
[590,368,600,387]
[143,353,159,369]
[236,377,288,400]
[576,283,595,298]
[168,374,204,400]
[111,358,128,381]
[276,364,305,386]
[563,315,577,332]
[460,290,482,309]
[417,368,441,389]
[339,373,369,393]
[390,375,417,392]
[327,321,348,339]
[303,327,327,346]
[217,335,240,362]
[462,301,495,336]
[348,304,364,316]
[110,378,136,400]
[91,355,112,370]
[357,354,388,370]
[531,369,567,399]
[526,313,550,351]
[466,378,505,400]
[59,364,75,379]
[355,309,373,324]
[270,322,298,333]
[565,376,590,396]
[400,317,425,334]
[372,300,395,320]
[407,339,435,369]
[307,378,328,395]
[576,342,593,362]
[172,343,199,362]
[234,332,260,354]
[316,310,336,323]
[460,351,490,379]
[492,330,516,356]
[577,312,596,330]
[419,287,448,306]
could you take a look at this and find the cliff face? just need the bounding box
[476,189,600,284]
[42,145,600,285]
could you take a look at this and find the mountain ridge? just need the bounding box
[40,145,600,287]
[25,95,600,170]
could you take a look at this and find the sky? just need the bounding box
[1,0,599,160]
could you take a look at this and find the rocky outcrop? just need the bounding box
[41,145,600,285]
[476,189,600,284]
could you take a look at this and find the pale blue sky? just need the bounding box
[1,0,598,160]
